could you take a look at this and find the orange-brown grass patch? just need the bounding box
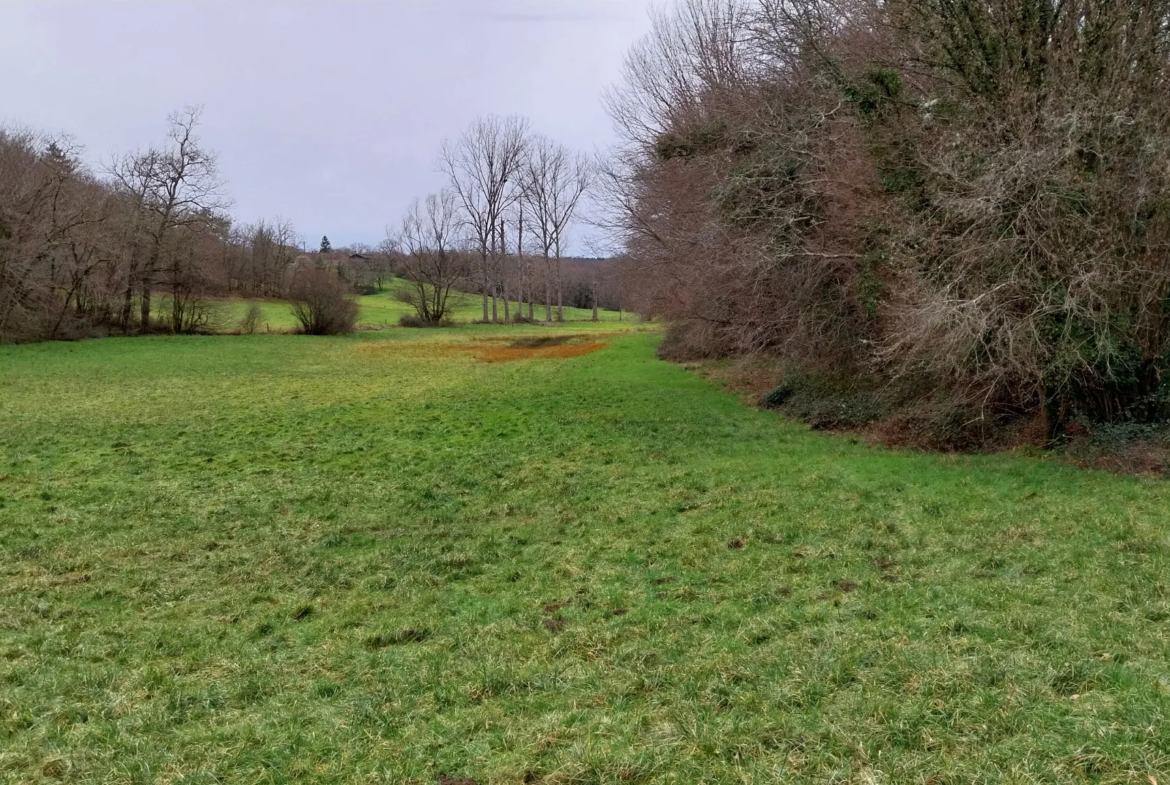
[478,342,608,363]
[355,334,610,363]
[353,342,450,358]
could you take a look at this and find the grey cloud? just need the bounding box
[2,0,653,250]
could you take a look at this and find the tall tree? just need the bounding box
[439,115,530,322]
[110,106,226,334]
[522,135,591,321]
[392,191,466,323]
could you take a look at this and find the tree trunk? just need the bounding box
[1044,384,1069,448]
[171,263,183,334]
[140,277,152,334]
[555,254,563,321]
[544,254,552,322]
[500,220,510,323]
[140,242,162,335]
[516,213,525,322]
[481,264,489,322]
[591,280,599,322]
[121,278,135,331]
[50,288,76,340]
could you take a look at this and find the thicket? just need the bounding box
[607,0,1170,445]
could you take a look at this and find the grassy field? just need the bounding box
[212,287,627,333]
[1,324,1169,783]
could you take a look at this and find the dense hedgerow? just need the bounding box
[608,0,1170,444]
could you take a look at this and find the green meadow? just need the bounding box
[1,324,1168,783]
[211,288,627,333]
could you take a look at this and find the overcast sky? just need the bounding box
[2,0,653,251]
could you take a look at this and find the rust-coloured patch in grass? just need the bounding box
[355,334,609,363]
[478,342,608,363]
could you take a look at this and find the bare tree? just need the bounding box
[439,115,530,322]
[522,135,591,321]
[110,106,227,333]
[0,130,122,341]
[230,218,299,297]
[393,191,467,324]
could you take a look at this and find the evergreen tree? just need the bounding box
[43,141,77,176]
[319,235,332,254]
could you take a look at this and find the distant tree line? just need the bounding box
[0,107,372,342]
[602,0,1170,444]
[388,115,619,325]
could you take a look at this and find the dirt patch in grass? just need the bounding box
[542,617,568,633]
[467,336,608,363]
[365,333,610,363]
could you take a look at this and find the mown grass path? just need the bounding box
[1,326,1168,783]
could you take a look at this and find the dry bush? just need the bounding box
[287,269,359,336]
[238,302,263,335]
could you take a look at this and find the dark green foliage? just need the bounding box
[764,367,887,430]
[319,236,332,254]
[716,149,805,230]
[653,120,730,161]
[858,250,885,321]
[399,314,454,328]
[878,166,923,195]
[762,383,795,409]
[845,68,904,122]
[1040,308,1170,431]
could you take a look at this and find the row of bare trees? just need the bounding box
[1,108,311,342]
[604,0,1170,442]
[389,115,596,325]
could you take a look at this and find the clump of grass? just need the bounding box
[364,628,431,649]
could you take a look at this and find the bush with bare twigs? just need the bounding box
[287,269,358,336]
[238,302,263,335]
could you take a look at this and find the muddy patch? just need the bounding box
[357,333,609,363]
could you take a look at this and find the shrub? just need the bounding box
[238,302,263,335]
[287,270,358,336]
[398,314,452,328]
